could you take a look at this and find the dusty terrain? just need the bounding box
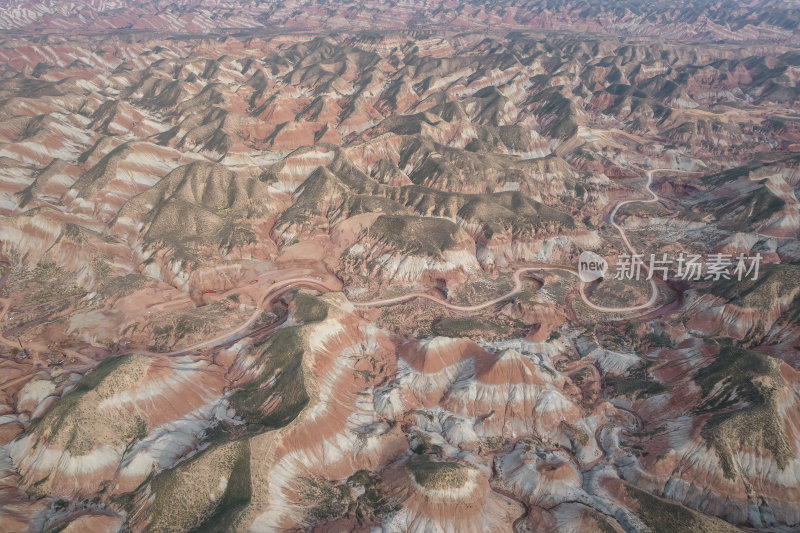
[0,3,799,532]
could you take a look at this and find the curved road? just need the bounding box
[142,277,333,357]
[145,167,684,354]
[1,167,693,362]
[354,169,676,316]
[0,274,332,362]
[350,266,550,312]
[576,170,660,314]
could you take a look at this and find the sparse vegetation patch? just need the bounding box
[407,455,470,491]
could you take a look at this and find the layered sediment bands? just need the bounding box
[343,215,481,283]
[112,160,278,291]
[241,295,409,530]
[65,142,202,223]
[614,342,800,528]
[381,337,582,442]
[9,354,228,497]
[683,264,800,341]
[0,24,799,533]
[494,443,584,508]
[379,455,523,533]
[1,0,797,43]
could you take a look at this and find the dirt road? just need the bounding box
[140,168,689,353]
[353,170,677,316]
[0,168,698,362]
[143,277,335,357]
[575,170,660,314]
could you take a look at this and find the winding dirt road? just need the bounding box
[0,167,691,362]
[140,167,682,355]
[353,169,673,316]
[573,168,704,315]
[142,277,335,357]
[350,266,553,311]
[575,170,660,314]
